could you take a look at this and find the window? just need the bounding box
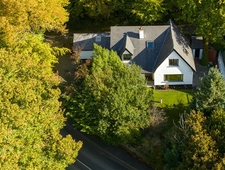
[164,74,183,81]
[147,41,154,49]
[123,54,132,60]
[145,73,153,81]
[169,59,179,66]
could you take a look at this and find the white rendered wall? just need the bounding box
[199,49,203,59]
[192,49,203,59]
[218,51,225,80]
[154,51,194,85]
[80,51,93,59]
[192,49,195,57]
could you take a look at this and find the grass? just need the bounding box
[153,89,194,127]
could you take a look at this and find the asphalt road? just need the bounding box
[61,123,153,170]
[62,128,128,170]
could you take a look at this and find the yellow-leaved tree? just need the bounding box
[0,0,69,46]
[0,0,82,169]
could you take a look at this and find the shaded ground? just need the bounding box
[55,53,75,82]
[193,58,209,88]
[45,34,76,82]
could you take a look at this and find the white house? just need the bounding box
[73,20,196,86]
[110,20,196,86]
[153,51,194,85]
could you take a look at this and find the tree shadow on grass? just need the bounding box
[163,99,191,128]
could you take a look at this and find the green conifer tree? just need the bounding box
[191,67,225,115]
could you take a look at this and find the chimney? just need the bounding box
[139,26,144,39]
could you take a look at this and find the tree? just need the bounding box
[179,111,218,169]
[191,67,225,115]
[164,111,219,169]
[208,109,225,155]
[174,0,225,65]
[0,35,82,169]
[132,0,165,24]
[67,0,120,19]
[0,0,82,168]
[207,109,225,168]
[67,0,165,26]
[64,44,153,145]
[0,0,69,46]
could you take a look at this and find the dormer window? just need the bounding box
[169,59,179,66]
[122,50,132,60]
[123,54,132,60]
[147,41,154,49]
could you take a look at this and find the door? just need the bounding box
[195,49,200,58]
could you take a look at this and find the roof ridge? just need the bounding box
[125,34,135,54]
[169,21,175,49]
[152,27,171,70]
[169,22,196,71]
[118,33,127,52]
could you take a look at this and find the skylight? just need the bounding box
[147,41,154,49]
[95,36,101,42]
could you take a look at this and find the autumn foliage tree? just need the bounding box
[178,112,218,169]
[0,35,82,169]
[0,0,82,169]
[164,110,225,169]
[64,44,153,145]
[0,0,69,46]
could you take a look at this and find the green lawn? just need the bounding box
[153,89,194,126]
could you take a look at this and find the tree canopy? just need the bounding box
[132,0,165,24]
[64,44,153,145]
[67,0,165,24]
[0,0,69,46]
[164,110,225,169]
[191,67,225,115]
[170,0,225,64]
[178,111,218,169]
[175,0,225,43]
[0,35,82,169]
[0,0,82,168]
[67,0,126,19]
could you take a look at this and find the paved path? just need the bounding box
[193,59,209,88]
[61,121,153,170]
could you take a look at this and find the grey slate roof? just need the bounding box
[119,34,135,56]
[110,21,196,72]
[73,32,110,51]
